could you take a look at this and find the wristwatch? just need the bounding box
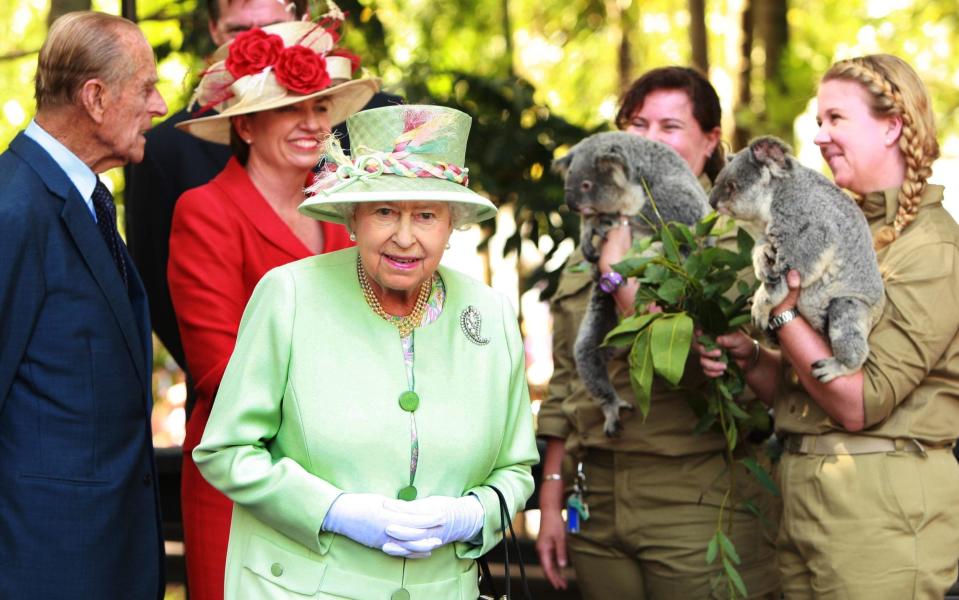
[598,271,625,294]
[768,308,799,332]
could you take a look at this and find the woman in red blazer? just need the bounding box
[168,21,378,600]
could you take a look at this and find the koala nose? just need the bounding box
[709,194,719,209]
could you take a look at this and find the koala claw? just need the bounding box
[601,396,633,437]
[810,358,856,383]
[751,300,772,331]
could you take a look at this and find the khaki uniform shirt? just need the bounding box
[774,185,959,444]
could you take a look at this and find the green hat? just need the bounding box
[299,105,497,225]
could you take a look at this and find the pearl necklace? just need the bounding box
[357,256,432,338]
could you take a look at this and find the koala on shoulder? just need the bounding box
[553,132,710,436]
[709,136,885,382]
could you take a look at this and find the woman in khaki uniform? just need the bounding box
[701,54,959,599]
[536,67,781,599]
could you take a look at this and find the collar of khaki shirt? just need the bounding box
[860,184,945,225]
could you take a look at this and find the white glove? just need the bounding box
[381,494,485,556]
[322,493,443,558]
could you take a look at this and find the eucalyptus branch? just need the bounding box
[606,210,774,599]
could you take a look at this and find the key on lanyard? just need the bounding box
[566,461,590,534]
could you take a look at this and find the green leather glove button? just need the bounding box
[391,589,410,600]
[398,391,420,412]
[397,485,418,501]
[270,563,283,577]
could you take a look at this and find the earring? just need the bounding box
[445,242,451,249]
[349,232,356,242]
[245,138,252,144]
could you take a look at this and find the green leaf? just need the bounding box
[629,328,654,419]
[566,260,590,273]
[717,380,733,401]
[740,457,780,497]
[741,498,761,518]
[694,411,717,434]
[717,531,741,565]
[661,229,681,263]
[656,278,686,304]
[683,253,707,280]
[728,314,752,328]
[603,312,662,348]
[706,533,719,564]
[709,248,742,267]
[725,399,751,420]
[725,417,738,451]
[671,222,696,247]
[696,212,720,237]
[698,298,728,336]
[723,557,748,598]
[644,264,669,284]
[736,226,755,255]
[650,313,694,386]
[613,255,654,277]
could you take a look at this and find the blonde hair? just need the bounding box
[822,54,939,250]
[35,12,140,111]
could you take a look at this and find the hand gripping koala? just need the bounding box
[710,136,885,382]
[553,132,710,436]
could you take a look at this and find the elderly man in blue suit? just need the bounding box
[0,11,168,599]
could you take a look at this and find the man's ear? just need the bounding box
[78,78,108,124]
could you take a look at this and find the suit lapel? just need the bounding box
[216,158,313,260]
[10,133,148,387]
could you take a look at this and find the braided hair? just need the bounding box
[822,55,939,250]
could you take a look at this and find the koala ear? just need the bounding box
[595,145,628,175]
[551,148,575,178]
[749,136,792,172]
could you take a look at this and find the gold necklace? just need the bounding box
[357,256,432,337]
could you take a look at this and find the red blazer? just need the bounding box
[169,157,352,452]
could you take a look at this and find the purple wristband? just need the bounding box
[598,271,624,294]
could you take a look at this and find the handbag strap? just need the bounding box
[486,485,533,600]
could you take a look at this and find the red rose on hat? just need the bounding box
[225,28,284,79]
[274,46,331,94]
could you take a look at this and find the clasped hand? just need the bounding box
[322,492,484,559]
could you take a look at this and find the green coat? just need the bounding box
[194,247,538,600]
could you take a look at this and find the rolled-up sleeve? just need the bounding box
[861,243,959,427]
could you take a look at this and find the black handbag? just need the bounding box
[477,485,533,600]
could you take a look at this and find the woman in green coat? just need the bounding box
[194,104,538,599]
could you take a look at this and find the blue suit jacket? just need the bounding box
[0,132,164,599]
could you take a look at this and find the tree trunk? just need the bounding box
[502,0,514,78]
[47,0,93,27]
[733,0,753,150]
[614,0,641,94]
[689,0,708,73]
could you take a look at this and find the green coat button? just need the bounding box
[391,589,410,600]
[397,485,418,501]
[270,562,283,577]
[398,391,420,412]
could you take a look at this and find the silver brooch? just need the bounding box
[460,305,490,345]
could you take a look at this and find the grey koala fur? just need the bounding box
[553,131,710,436]
[709,136,885,383]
